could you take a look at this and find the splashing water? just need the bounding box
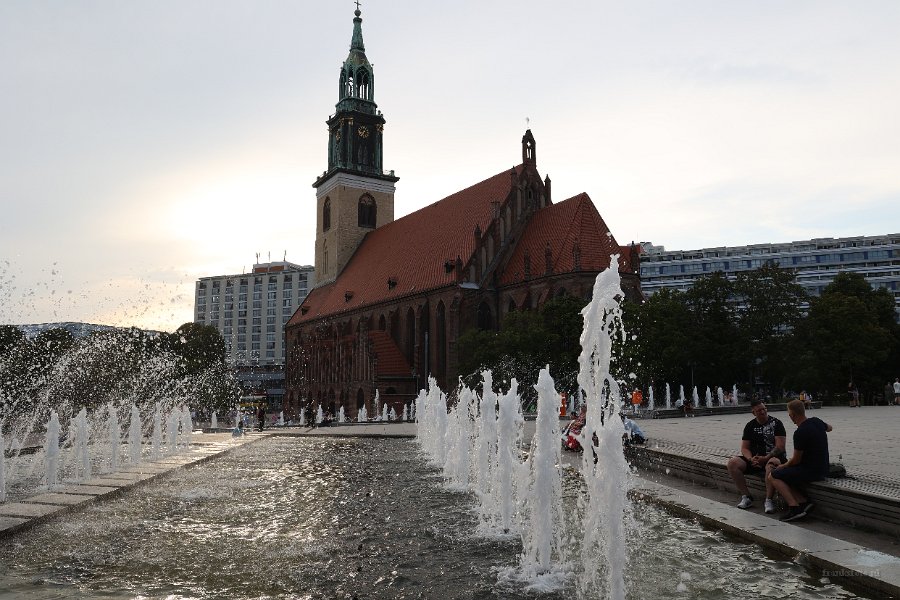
[576,258,631,600]
[519,367,568,577]
[44,410,61,490]
[72,407,91,482]
[128,404,142,465]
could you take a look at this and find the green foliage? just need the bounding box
[457,295,589,397]
[735,263,808,390]
[786,273,899,400]
[623,267,898,403]
[0,323,239,422]
[620,287,692,386]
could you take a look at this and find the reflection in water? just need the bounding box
[0,437,876,599]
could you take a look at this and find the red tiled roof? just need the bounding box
[499,193,631,284]
[291,165,525,324]
[368,330,412,377]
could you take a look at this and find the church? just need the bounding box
[283,8,642,420]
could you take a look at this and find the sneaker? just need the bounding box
[764,499,776,514]
[800,501,814,515]
[780,506,806,522]
[737,495,753,509]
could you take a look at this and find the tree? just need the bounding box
[164,323,227,376]
[683,272,744,387]
[457,295,589,400]
[735,263,807,393]
[0,325,25,354]
[787,272,898,401]
[620,287,692,389]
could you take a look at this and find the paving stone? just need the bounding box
[27,492,95,506]
[54,484,118,496]
[0,502,64,518]
[115,465,171,474]
[80,478,129,488]
[0,516,29,533]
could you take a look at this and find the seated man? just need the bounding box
[769,399,832,522]
[726,399,787,513]
[621,413,646,445]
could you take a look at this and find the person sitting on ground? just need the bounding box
[726,399,787,514]
[682,394,694,417]
[562,405,587,452]
[768,399,832,522]
[621,413,646,445]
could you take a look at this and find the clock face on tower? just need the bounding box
[357,125,370,138]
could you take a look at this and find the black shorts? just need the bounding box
[771,465,825,486]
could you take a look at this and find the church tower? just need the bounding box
[313,6,398,286]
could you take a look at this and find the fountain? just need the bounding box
[717,386,725,407]
[401,404,408,422]
[166,407,179,454]
[0,427,6,503]
[357,403,367,423]
[180,405,192,448]
[382,403,389,422]
[647,385,655,411]
[733,384,739,405]
[43,410,61,490]
[151,402,163,459]
[107,402,120,471]
[705,386,712,409]
[665,382,672,409]
[278,411,285,426]
[211,410,218,430]
[2,262,887,599]
[72,407,91,482]
[315,406,323,425]
[518,367,567,579]
[128,404,142,464]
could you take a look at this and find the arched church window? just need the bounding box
[358,194,377,228]
[477,302,493,331]
[323,198,331,232]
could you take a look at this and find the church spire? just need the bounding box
[337,5,375,111]
[315,5,397,188]
[350,5,365,53]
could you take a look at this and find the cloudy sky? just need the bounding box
[2,1,898,331]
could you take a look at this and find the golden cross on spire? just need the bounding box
[355,0,361,11]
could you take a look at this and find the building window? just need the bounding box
[323,197,331,231]
[358,194,376,228]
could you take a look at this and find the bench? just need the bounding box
[644,401,823,419]
[625,442,900,537]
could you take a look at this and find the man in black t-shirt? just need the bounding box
[726,400,787,513]
[769,399,833,522]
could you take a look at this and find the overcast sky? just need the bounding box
[2,1,899,331]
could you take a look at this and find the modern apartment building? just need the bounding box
[639,233,900,318]
[194,261,315,402]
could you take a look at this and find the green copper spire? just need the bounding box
[351,7,365,53]
[315,4,397,188]
[337,5,375,111]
